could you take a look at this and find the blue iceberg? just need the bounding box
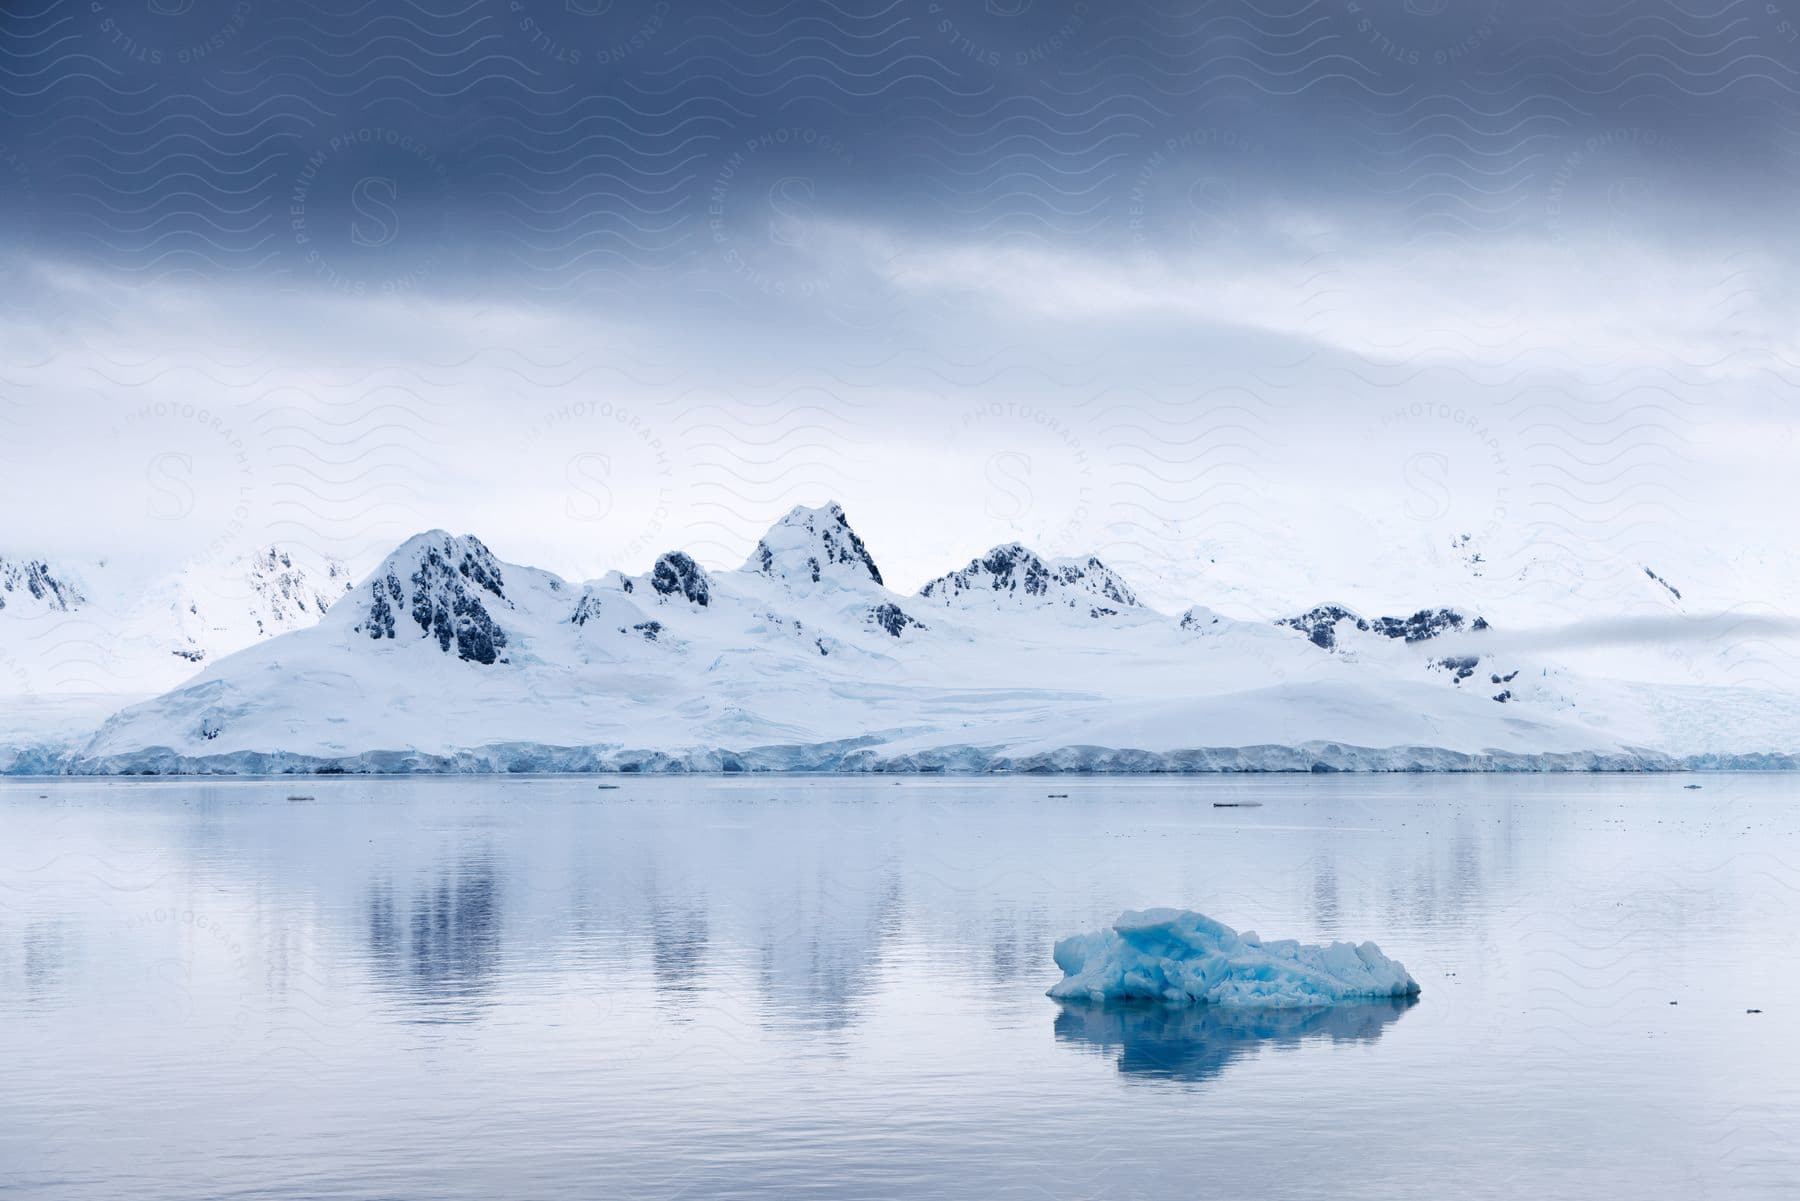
[1048,909,1421,1008]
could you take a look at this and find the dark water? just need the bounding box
[1,775,1795,1199]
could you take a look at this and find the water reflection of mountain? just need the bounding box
[1054,997,1417,1085]
[755,873,902,1033]
[365,855,503,1020]
[0,919,69,1007]
[648,900,709,1017]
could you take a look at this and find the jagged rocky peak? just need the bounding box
[651,551,712,607]
[918,544,1139,614]
[353,531,511,665]
[240,545,353,632]
[1279,604,1487,650]
[0,556,83,613]
[744,502,883,589]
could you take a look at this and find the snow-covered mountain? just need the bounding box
[20,501,1796,775]
[0,546,352,747]
[0,557,84,613]
[919,545,1140,616]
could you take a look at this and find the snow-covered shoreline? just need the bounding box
[8,739,1796,777]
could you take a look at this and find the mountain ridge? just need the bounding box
[6,501,1798,774]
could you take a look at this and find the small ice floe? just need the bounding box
[1049,909,1420,1008]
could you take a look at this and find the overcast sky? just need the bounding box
[1,0,1795,613]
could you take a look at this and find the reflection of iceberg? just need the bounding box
[1049,909,1419,1007]
[1054,996,1417,1083]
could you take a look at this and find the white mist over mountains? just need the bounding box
[4,258,1792,634]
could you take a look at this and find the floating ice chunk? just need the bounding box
[1048,909,1421,1008]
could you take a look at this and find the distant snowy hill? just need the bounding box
[15,501,1794,775]
[0,546,352,748]
[0,558,84,613]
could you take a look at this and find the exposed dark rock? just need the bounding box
[241,546,350,630]
[1370,609,1469,643]
[354,535,509,664]
[569,594,604,627]
[868,602,925,637]
[1644,566,1682,601]
[1277,605,1368,649]
[1281,605,1488,649]
[651,552,711,606]
[0,558,83,612]
[1179,608,1223,632]
[919,544,1138,610]
[360,574,403,640]
[1437,656,1480,683]
[633,621,662,642]
[748,503,883,586]
[1452,532,1486,576]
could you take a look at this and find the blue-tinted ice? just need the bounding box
[1049,909,1421,1008]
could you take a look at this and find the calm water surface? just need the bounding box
[1,775,1796,1199]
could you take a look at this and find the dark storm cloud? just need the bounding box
[2,0,1795,297]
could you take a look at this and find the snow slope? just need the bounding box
[0,546,352,751]
[10,502,1800,774]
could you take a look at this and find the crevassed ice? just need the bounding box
[1048,908,1421,1008]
